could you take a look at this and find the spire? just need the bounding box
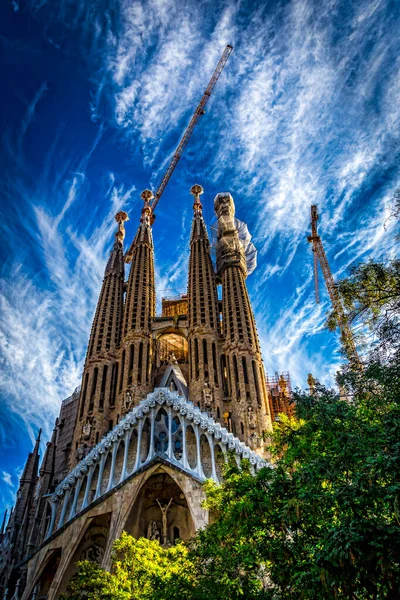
[189,184,209,244]
[86,212,127,360]
[20,430,41,485]
[191,183,203,214]
[214,192,272,450]
[188,184,223,419]
[1,509,7,535]
[119,190,156,407]
[39,420,57,479]
[72,213,128,465]
[105,211,129,277]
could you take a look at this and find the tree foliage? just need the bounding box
[192,374,400,599]
[60,533,195,600]
[327,259,400,357]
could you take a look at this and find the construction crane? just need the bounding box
[125,44,233,263]
[308,205,361,368]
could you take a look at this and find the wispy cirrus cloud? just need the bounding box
[0,88,136,445]
[1,472,12,487]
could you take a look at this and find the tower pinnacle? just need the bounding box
[140,189,154,224]
[190,184,204,214]
[188,184,223,419]
[115,211,129,245]
[72,211,127,463]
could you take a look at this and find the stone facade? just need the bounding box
[0,185,291,600]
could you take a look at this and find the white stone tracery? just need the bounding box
[47,388,269,539]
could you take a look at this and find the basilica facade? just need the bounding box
[0,185,292,599]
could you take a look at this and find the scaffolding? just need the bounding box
[266,372,294,420]
[161,294,188,318]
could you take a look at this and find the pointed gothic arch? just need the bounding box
[30,548,62,600]
[54,513,111,598]
[123,469,195,545]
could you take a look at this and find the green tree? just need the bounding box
[60,533,195,600]
[191,371,400,599]
[327,259,400,357]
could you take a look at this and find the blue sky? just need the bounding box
[0,0,399,516]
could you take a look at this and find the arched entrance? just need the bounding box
[124,470,195,545]
[153,329,189,387]
[32,548,62,600]
[56,513,111,596]
[157,333,188,364]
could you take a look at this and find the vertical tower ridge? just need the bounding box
[120,190,155,410]
[214,192,272,450]
[187,184,223,420]
[72,211,128,464]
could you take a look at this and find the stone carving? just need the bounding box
[214,193,247,276]
[82,420,92,440]
[202,383,213,409]
[247,406,257,429]
[115,211,129,245]
[81,543,105,564]
[169,352,178,365]
[157,498,173,547]
[124,391,133,411]
[147,520,161,542]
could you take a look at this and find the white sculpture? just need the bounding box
[124,391,133,411]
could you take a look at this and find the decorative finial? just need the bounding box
[190,184,204,214]
[115,211,129,245]
[140,189,154,225]
[36,428,42,443]
[141,189,154,203]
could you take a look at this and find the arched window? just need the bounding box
[80,372,89,419]
[242,356,249,385]
[89,368,98,413]
[110,363,118,407]
[128,344,134,385]
[119,350,125,392]
[138,342,143,384]
[194,339,199,379]
[99,364,108,410]
[212,342,218,385]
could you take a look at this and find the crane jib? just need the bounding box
[149,44,233,215]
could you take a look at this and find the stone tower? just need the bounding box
[120,190,156,407]
[214,192,272,447]
[187,185,224,419]
[72,211,128,462]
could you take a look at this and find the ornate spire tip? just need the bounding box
[115,211,129,244]
[190,184,204,213]
[141,189,154,203]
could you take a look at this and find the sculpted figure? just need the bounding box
[147,520,160,542]
[124,391,133,411]
[82,420,92,439]
[247,406,257,429]
[203,383,213,409]
[157,498,173,546]
[214,193,247,276]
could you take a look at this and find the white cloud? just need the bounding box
[1,472,12,487]
[0,152,136,445]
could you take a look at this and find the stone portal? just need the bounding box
[124,471,194,545]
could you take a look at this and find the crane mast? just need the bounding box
[125,44,233,263]
[308,205,361,367]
